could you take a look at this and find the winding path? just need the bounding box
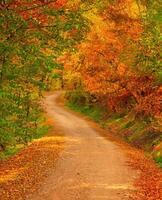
[28,92,138,200]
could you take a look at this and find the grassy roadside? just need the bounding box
[0,125,50,161]
[66,100,162,167]
[67,101,104,123]
[0,113,65,200]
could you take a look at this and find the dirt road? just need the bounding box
[28,92,138,200]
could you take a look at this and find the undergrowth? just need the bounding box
[66,101,104,123]
[0,146,22,161]
[66,100,162,167]
[0,125,50,161]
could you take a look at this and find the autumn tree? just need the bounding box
[0,0,89,150]
[64,0,161,152]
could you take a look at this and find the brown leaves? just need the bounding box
[124,146,162,200]
[95,122,162,200]
[0,129,65,200]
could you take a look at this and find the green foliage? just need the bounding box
[67,101,103,122]
[122,121,134,129]
[135,1,162,82]
[66,90,106,122]
[33,125,50,140]
[154,157,162,168]
[0,1,89,152]
[0,145,22,161]
[65,90,89,105]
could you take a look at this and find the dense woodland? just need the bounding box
[0,0,89,152]
[0,0,162,164]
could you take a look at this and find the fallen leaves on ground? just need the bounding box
[107,130,162,200]
[0,113,161,200]
[126,148,162,200]
[0,126,65,200]
[85,118,162,200]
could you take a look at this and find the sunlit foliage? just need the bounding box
[0,0,89,150]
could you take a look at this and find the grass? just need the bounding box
[66,100,162,168]
[0,145,23,161]
[154,157,162,168]
[33,125,50,139]
[121,121,134,129]
[0,125,50,161]
[66,102,104,123]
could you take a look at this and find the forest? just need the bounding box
[0,0,162,200]
[1,0,161,164]
[0,0,89,151]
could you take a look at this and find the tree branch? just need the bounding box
[6,0,57,12]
